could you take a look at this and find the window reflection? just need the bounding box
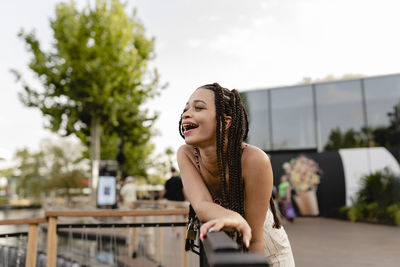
[315,80,364,150]
[364,75,400,128]
[364,75,400,147]
[270,85,315,150]
[241,90,270,150]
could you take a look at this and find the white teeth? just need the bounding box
[183,123,198,131]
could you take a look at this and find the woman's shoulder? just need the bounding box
[242,144,271,168]
[177,144,196,160]
[177,144,194,153]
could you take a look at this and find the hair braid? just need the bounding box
[215,86,228,206]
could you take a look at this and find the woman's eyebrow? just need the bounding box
[193,100,207,105]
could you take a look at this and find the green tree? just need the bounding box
[14,138,88,204]
[386,101,400,147]
[43,140,87,205]
[367,102,400,148]
[14,148,46,201]
[324,127,367,151]
[165,147,174,169]
[12,0,163,200]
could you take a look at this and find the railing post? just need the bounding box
[156,215,164,266]
[46,216,58,267]
[182,223,188,267]
[26,223,39,267]
[130,216,137,257]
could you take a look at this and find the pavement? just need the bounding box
[283,217,400,267]
[161,216,400,267]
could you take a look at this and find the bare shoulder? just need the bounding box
[177,144,193,155]
[241,144,273,190]
[242,144,271,168]
[177,144,194,162]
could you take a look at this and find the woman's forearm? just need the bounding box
[194,200,242,222]
[249,239,264,253]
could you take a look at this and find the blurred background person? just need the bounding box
[159,167,185,239]
[278,175,296,223]
[120,176,137,209]
[159,167,185,202]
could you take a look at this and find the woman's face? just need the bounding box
[181,88,217,147]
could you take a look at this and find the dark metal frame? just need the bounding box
[199,231,270,267]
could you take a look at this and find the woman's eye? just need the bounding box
[195,106,203,111]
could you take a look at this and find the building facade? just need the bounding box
[241,73,400,153]
[241,73,400,216]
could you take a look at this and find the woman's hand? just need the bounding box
[199,215,252,248]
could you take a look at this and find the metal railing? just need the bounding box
[200,231,271,267]
[1,200,271,267]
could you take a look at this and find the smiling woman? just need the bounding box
[177,83,295,266]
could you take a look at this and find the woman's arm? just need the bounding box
[242,146,273,253]
[177,145,252,246]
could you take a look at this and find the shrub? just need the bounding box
[342,169,400,225]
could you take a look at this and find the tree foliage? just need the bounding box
[14,148,46,201]
[14,138,88,203]
[324,101,400,151]
[324,127,368,151]
[12,0,163,179]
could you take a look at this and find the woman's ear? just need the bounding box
[224,116,232,130]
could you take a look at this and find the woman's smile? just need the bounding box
[182,121,199,135]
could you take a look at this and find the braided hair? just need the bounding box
[179,83,281,229]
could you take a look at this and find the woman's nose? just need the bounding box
[182,109,191,119]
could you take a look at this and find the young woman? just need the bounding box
[177,83,295,266]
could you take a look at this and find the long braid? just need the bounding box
[215,86,228,207]
[233,90,245,216]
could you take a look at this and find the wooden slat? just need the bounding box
[26,224,39,267]
[46,217,58,267]
[156,216,163,265]
[182,226,188,267]
[45,208,189,217]
[0,217,47,225]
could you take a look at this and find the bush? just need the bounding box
[387,204,400,225]
[342,169,400,225]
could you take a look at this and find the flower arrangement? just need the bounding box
[283,155,322,193]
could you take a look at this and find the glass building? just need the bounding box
[241,73,400,153]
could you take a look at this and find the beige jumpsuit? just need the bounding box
[263,208,295,266]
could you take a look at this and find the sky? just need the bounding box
[1,0,400,168]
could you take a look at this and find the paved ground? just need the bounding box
[156,216,400,267]
[283,217,400,267]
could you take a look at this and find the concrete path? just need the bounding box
[284,217,400,267]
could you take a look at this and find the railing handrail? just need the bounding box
[44,207,189,217]
[201,231,271,267]
[0,217,47,226]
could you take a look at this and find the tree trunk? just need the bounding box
[90,115,101,206]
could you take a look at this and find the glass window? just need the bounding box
[315,80,364,150]
[364,74,400,128]
[241,90,270,150]
[270,85,316,150]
